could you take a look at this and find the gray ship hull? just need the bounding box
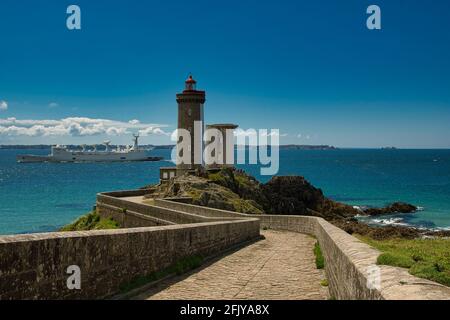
[16,154,163,163]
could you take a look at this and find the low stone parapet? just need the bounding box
[97,203,175,227]
[0,219,260,299]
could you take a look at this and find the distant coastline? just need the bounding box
[0,144,338,150]
[0,144,174,150]
[3,144,450,151]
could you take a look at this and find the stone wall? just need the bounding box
[97,203,175,227]
[98,194,209,224]
[155,200,450,300]
[97,193,244,225]
[0,219,260,299]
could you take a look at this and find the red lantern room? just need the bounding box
[185,74,197,91]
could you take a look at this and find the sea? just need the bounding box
[1,148,450,235]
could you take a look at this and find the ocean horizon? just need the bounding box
[1,147,450,235]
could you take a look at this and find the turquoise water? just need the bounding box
[1,148,450,235]
[242,149,450,230]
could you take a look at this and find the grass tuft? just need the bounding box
[357,235,450,287]
[314,242,325,269]
[60,212,119,231]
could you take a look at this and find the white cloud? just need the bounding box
[48,102,59,108]
[0,100,7,111]
[234,128,256,137]
[260,130,288,137]
[138,126,170,136]
[0,117,169,138]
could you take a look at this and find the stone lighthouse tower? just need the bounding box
[176,75,206,174]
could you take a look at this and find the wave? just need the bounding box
[369,217,409,227]
[358,214,450,232]
[353,205,371,211]
[434,226,450,231]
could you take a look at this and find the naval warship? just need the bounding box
[16,135,162,163]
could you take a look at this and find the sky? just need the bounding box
[0,0,449,148]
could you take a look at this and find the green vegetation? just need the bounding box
[208,171,229,186]
[186,189,204,202]
[314,242,325,269]
[320,279,329,287]
[60,212,120,231]
[206,169,264,214]
[357,236,450,287]
[230,198,263,214]
[186,173,263,214]
[119,255,204,293]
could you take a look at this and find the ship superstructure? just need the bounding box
[17,135,161,163]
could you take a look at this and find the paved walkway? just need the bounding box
[134,230,329,300]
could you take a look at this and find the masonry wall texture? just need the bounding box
[97,203,175,228]
[0,219,260,299]
[98,192,240,225]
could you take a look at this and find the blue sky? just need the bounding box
[0,0,449,147]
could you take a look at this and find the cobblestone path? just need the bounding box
[134,230,329,300]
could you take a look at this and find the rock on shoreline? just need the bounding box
[363,202,417,216]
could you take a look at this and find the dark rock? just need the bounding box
[363,202,417,216]
[330,219,421,240]
[261,176,324,214]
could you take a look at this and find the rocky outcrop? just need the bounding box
[363,202,417,216]
[151,168,359,219]
[150,172,264,214]
[331,218,450,240]
[148,168,444,240]
[261,176,359,219]
[261,176,324,214]
[330,218,421,240]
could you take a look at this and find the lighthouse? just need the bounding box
[176,75,206,174]
[159,75,238,182]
